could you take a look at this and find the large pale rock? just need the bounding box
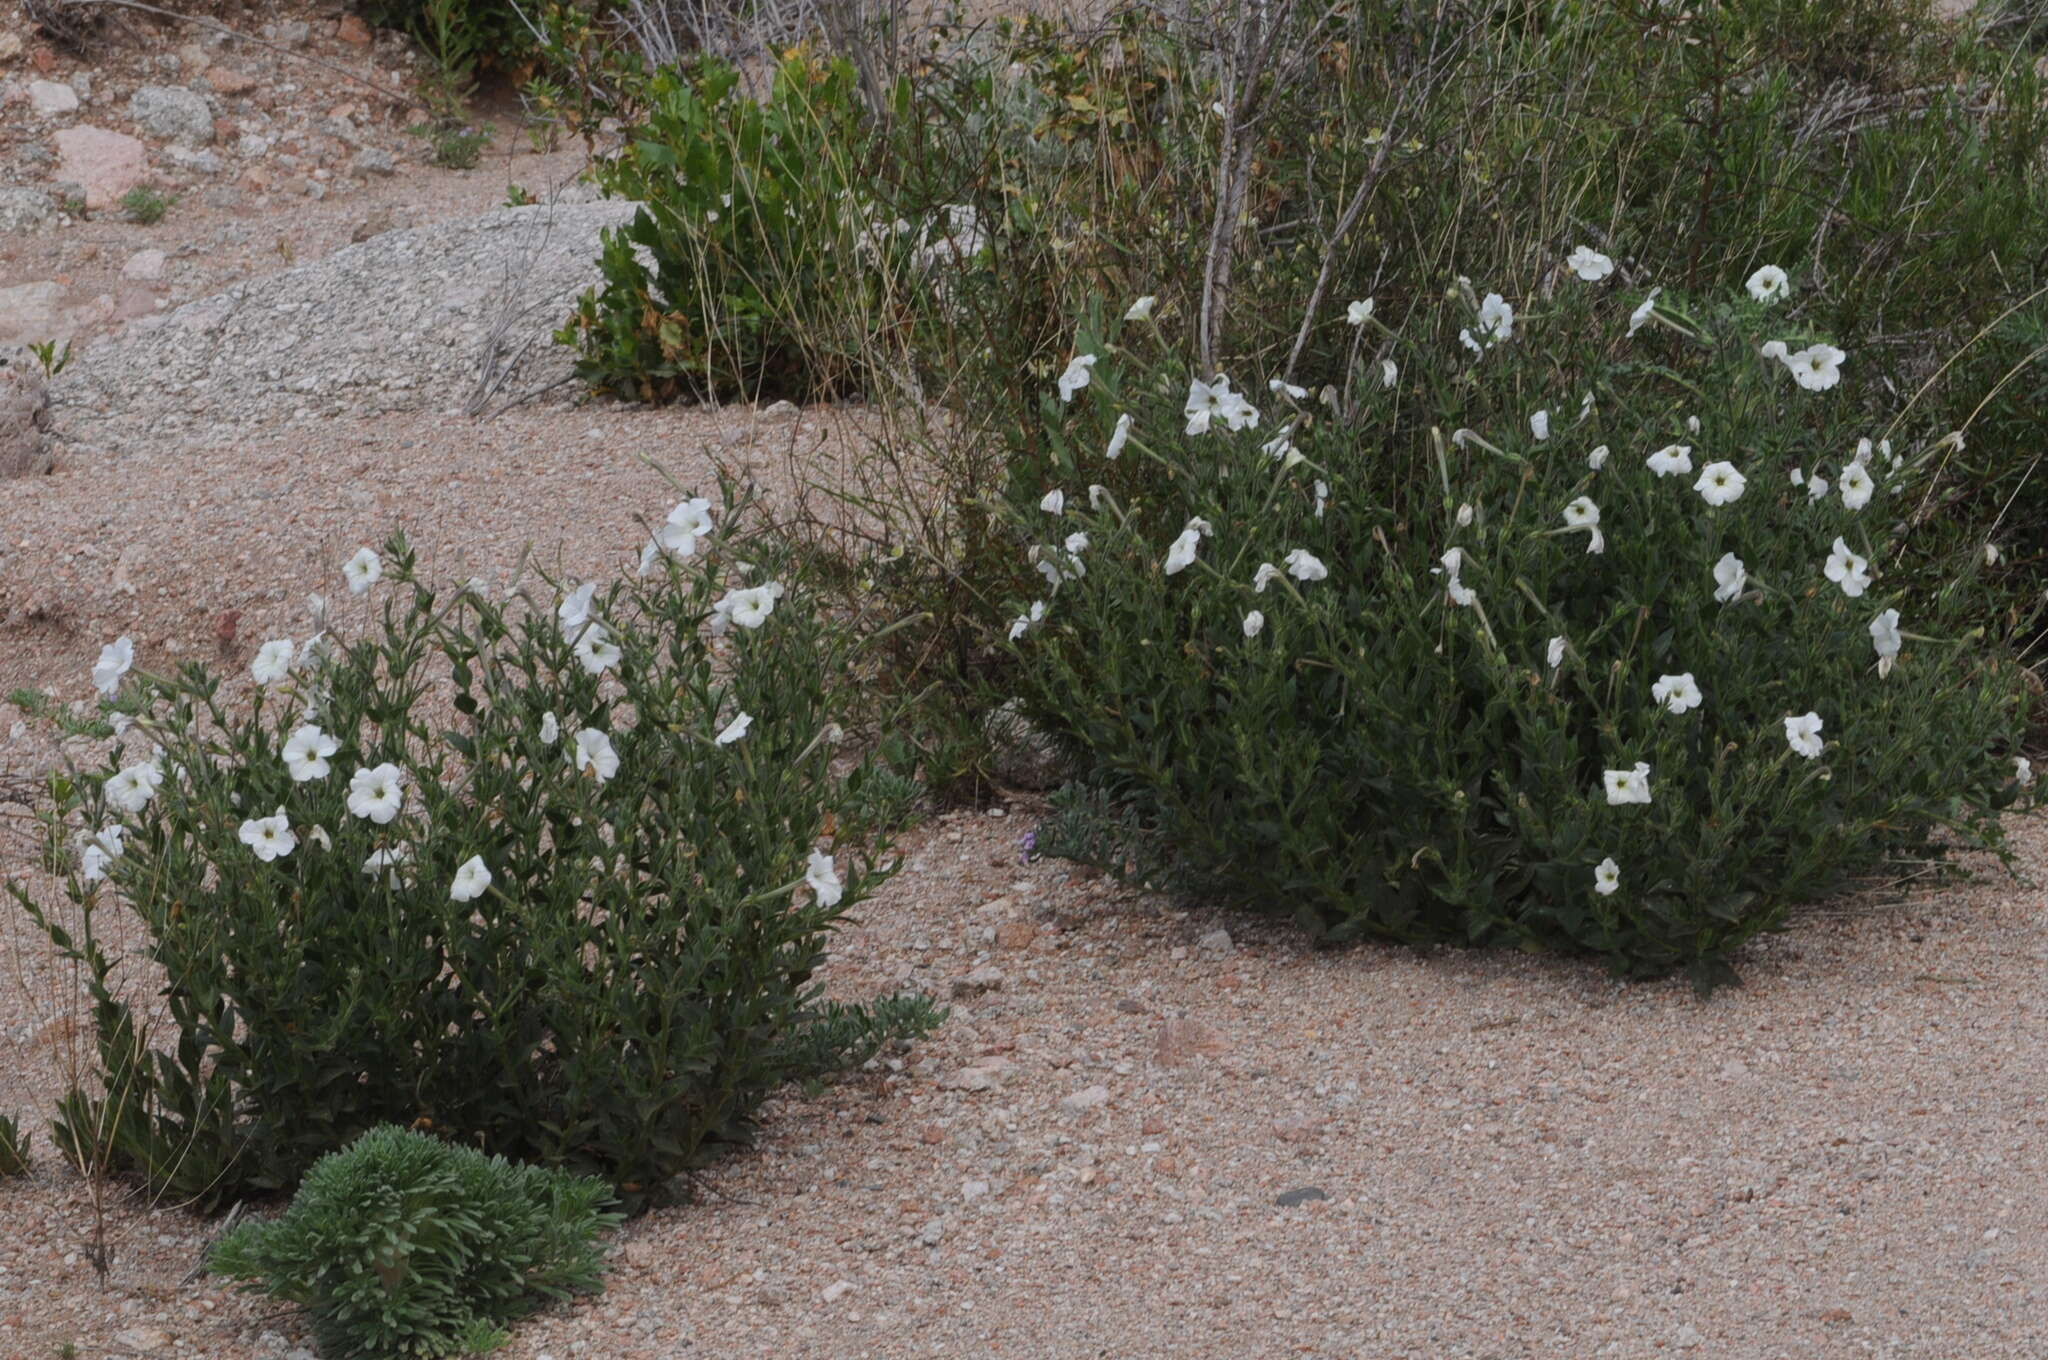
[128,84,214,145]
[0,281,65,347]
[53,125,150,210]
[0,366,55,479]
[0,187,55,233]
[29,79,78,115]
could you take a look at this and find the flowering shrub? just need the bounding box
[1007,274,2038,990]
[210,1124,618,1360]
[9,498,938,1208]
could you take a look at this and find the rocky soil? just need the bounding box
[4,5,2048,1359]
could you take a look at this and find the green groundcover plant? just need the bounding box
[211,1124,620,1360]
[1005,267,2039,992]
[8,489,938,1210]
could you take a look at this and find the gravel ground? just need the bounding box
[5,88,2048,1360]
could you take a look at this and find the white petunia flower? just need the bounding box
[106,759,163,813]
[1745,265,1790,304]
[346,763,406,824]
[1713,552,1747,604]
[450,855,493,903]
[1869,608,1902,677]
[1163,521,1206,576]
[1242,610,1265,638]
[343,548,382,595]
[1124,295,1156,322]
[714,581,785,631]
[1566,246,1614,282]
[1807,471,1830,501]
[1269,378,1308,401]
[571,728,619,781]
[640,497,716,574]
[1284,549,1328,582]
[1530,409,1550,442]
[1477,293,1515,343]
[1986,543,2002,566]
[1787,344,1846,391]
[1040,488,1065,515]
[1438,547,1477,607]
[1760,339,1790,362]
[574,623,622,675]
[1459,328,1484,356]
[2016,756,2034,786]
[1184,376,1259,435]
[1588,445,1610,471]
[1546,636,1567,669]
[1253,562,1282,593]
[1627,287,1662,337]
[93,637,134,697]
[251,638,295,685]
[239,807,297,863]
[1651,672,1703,715]
[1603,762,1652,805]
[1346,298,1376,326]
[1057,354,1097,403]
[1314,480,1329,520]
[283,724,338,782]
[1105,412,1133,460]
[80,825,125,883]
[1593,857,1621,896]
[1646,444,1693,477]
[1694,461,1746,507]
[1064,532,1089,556]
[807,848,844,907]
[1824,537,1872,598]
[1853,438,1873,466]
[716,712,753,746]
[558,582,598,636]
[1784,711,1825,759]
[1838,462,1874,511]
[1261,428,1303,466]
[539,711,559,745]
[1562,496,1600,530]
[361,844,413,888]
[1381,358,1399,388]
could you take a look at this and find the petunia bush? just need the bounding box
[1004,273,2039,991]
[9,492,938,1210]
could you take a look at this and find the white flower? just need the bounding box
[1567,246,1614,282]
[1784,711,1825,759]
[251,638,294,685]
[1008,612,1033,642]
[1745,265,1790,304]
[1627,287,1662,337]
[714,581,785,631]
[716,712,753,746]
[1438,548,1478,607]
[1261,429,1302,466]
[1182,376,1259,436]
[1562,496,1600,530]
[362,844,413,888]
[283,724,338,782]
[1456,503,1474,528]
[571,728,619,780]
[450,855,493,903]
[1760,340,1790,362]
[1040,488,1066,515]
[1986,543,2002,566]
[343,548,382,594]
[1242,610,1265,638]
[1105,412,1133,460]
[346,763,406,824]
[1807,472,1831,501]
[106,759,163,813]
[1587,445,1610,471]
[1869,608,1902,676]
[639,497,716,573]
[2016,756,2034,787]
[806,848,844,907]
[1269,378,1308,401]
[1477,293,1515,343]
[1459,328,1483,356]
[1646,444,1693,477]
[1787,344,1846,391]
[1824,537,1872,598]
[1057,353,1097,403]
[1253,562,1282,593]
[539,711,559,745]
[1593,857,1621,896]
[574,623,621,674]
[1838,461,1874,511]
[1314,480,1329,520]
[1530,409,1550,442]
[80,825,125,883]
[1603,762,1652,805]
[1346,298,1375,326]
[1693,461,1746,507]
[1713,552,1747,604]
[1124,295,1156,322]
[1284,549,1328,582]
[1546,636,1566,669]
[1064,532,1089,556]
[305,824,331,852]
[1163,523,1204,575]
[1853,437,1873,466]
[558,582,598,636]
[239,807,297,863]
[93,637,134,697]
[1381,359,1399,388]
[1651,672,1703,715]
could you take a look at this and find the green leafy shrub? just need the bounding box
[210,1125,619,1360]
[0,1114,29,1176]
[119,186,169,225]
[7,492,939,1210]
[1005,276,2039,991]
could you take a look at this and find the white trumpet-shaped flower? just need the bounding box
[1869,608,1902,677]
[93,637,134,697]
[1566,246,1614,282]
[1785,711,1825,759]
[1284,548,1328,582]
[1593,857,1621,896]
[1745,265,1790,304]
[716,713,753,746]
[251,638,295,685]
[106,759,163,813]
[1694,461,1746,506]
[1838,461,1874,511]
[1713,552,1747,604]
[284,724,338,782]
[347,763,406,824]
[1646,444,1693,477]
[1603,762,1652,805]
[1824,537,1872,598]
[450,855,493,903]
[240,807,297,862]
[571,728,619,781]
[343,547,382,594]
[807,848,844,907]
[1057,353,1097,403]
[1651,672,1703,714]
